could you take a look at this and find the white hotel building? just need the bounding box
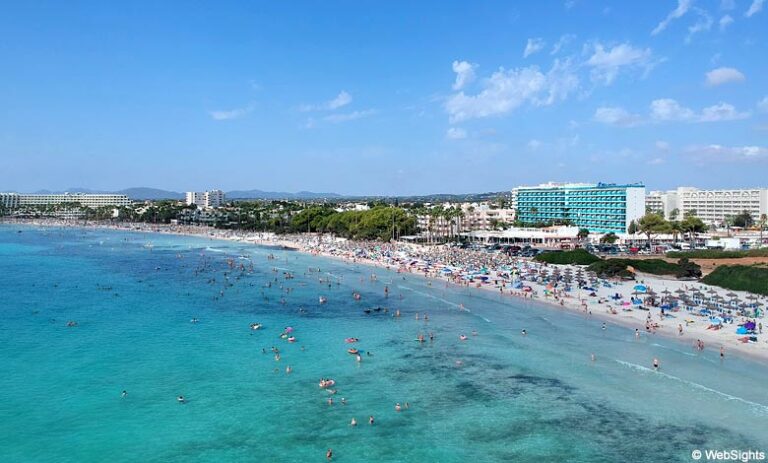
[185,190,225,209]
[646,187,768,225]
[0,192,132,209]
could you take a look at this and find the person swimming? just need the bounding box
[177,395,186,403]
[369,415,374,425]
[326,448,333,461]
[350,417,357,426]
[459,334,468,341]
[395,403,402,412]
[121,390,128,398]
[521,329,527,336]
[653,358,660,370]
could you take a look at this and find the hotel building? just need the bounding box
[0,192,131,209]
[646,187,768,225]
[511,182,646,233]
[185,190,226,209]
[416,202,515,236]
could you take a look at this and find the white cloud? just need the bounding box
[323,109,376,123]
[327,91,352,110]
[209,105,253,121]
[719,14,734,30]
[300,91,352,111]
[445,67,544,122]
[686,9,714,43]
[648,157,666,165]
[650,98,749,122]
[758,96,768,112]
[551,34,575,55]
[452,61,477,90]
[564,0,576,9]
[593,106,642,127]
[699,102,750,121]
[446,127,467,140]
[527,139,542,150]
[586,42,655,85]
[705,67,746,86]
[721,0,735,10]
[444,59,579,122]
[523,38,546,58]
[686,144,768,161]
[745,0,765,17]
[540,58,580,105]
[656,140,670,150]
[650,98,696,121]
[651,0,692,35]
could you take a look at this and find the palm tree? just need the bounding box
[759,213,767,249]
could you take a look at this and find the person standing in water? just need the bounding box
[326,448,333,461]
[121,390,128,398]
[653,358,660,370]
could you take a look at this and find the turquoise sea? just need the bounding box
[1,225,767,463]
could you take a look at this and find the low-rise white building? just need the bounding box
[462,226,581,247]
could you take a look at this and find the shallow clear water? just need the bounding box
[1,225,766,463]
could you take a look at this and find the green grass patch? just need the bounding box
[666,248,768,259]
[533,249,601,265]
[700,265,768,295]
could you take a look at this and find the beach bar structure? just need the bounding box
[511,182,645,234]
[461,226,581,247]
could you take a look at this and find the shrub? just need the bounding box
[675,257,702,279]
[586,258,699,279]
[666,249,768,259]
[533,249,601,265]
[701,265,768,295]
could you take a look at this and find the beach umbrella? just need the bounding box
[633,284,647,293]
[661,289,672,296]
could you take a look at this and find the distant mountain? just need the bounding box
[226,189,342,200]
[116,188,184,200]
[31,187,113,194]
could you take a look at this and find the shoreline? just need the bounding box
[3,218,766,362]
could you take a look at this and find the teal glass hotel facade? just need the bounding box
[512,183,646,234]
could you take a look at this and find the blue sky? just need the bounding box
[1,0,766,195]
